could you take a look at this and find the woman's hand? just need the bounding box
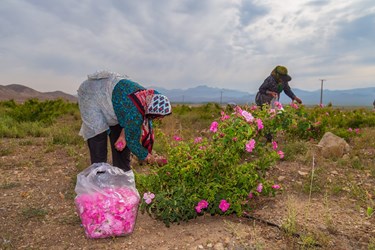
[145,154,155,164]
[294,97,302,104]
[115,128,126,151]
[268,91,278,98]
[145,154,168,166]
[155,156,168,166]
[115,140,126,151]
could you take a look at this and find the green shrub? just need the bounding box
[137,102,375,226]
[8,99,73,124]
[0,99,79,138]
[137,105,281,226]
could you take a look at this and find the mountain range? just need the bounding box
[150,85,375,107]
[0,84,77,103]
[1,84,374,106]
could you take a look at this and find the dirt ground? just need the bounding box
[1,134,374,250]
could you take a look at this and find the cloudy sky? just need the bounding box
[1,0,374,95]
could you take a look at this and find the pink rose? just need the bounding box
[195,199,209,213]
[256,119,264,130]
[194,137,203,144]
[274,101,283,110]
[290,102,299,109]
[220,111,230,121]
[219,199,230,212]
[245,139,256,153]
[210,121,218,133]
[248,192,254,199]
[115,141,125,151]
[234,106,243,115]
[143,192,155,204]
[241,110,254,123]
[173,135,182,141]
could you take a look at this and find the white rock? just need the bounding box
[213,242,225,250]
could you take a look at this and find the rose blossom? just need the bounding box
[194,137,203,144]
[248,192,254,199]
[234,106,243,115]
[143,192,155,204]
[256,183,263,193]
[115,141,125,151]
[241,110,254,123]
[290,102,299,109]
[274,101,283,110]
[256,119,264,130]
[210,121,218,133]
[220,111,230,121]
[195,199,209,213]
[277,150,284,159]
[219,199,230,212]
[173,135,182,141]
[245,139,256,153]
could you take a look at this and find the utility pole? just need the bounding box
[319,79,326,105]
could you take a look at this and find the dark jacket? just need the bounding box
[255,75,296,106]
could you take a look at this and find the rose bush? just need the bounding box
[136,105,281,226]
[136,103,373,226]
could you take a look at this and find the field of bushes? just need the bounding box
[0,99,374,249]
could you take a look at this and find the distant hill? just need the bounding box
[0,84,77,103]
[149,85,255,105]
[279,88,375,106]
[151,85,374,107]
[1,84,374,106]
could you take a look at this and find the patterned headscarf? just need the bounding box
[146,94,172,116]
[129,89,172,153]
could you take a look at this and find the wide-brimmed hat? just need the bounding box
[275,65,292,82]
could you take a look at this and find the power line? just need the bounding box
[319,79,326,105]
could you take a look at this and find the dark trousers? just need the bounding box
[87,124,131,171]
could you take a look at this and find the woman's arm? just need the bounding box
[112,81,149,160]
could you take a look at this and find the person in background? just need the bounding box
[255,65,302,107]
[77,70,172,172]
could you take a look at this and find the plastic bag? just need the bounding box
[74,163,140,239]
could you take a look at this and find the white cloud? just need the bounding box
[0,0,374,95]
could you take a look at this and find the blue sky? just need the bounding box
[1,0,374,95]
